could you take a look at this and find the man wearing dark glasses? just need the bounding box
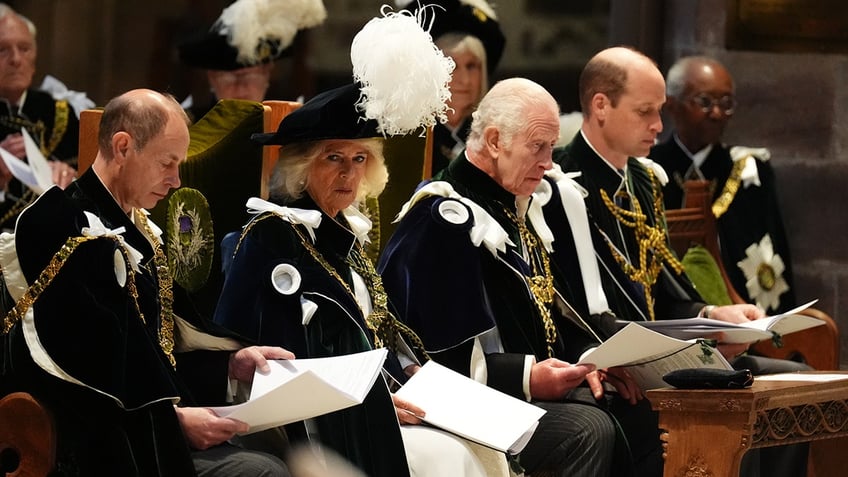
[651,55,797,315]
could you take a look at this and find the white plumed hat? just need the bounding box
[215,0,327,66]
[350,5,456,136]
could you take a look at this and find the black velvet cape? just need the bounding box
[213,195,411,477]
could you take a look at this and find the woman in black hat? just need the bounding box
[213,83,508,477]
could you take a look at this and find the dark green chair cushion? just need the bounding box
[149,99,266,321]
[364,131,429,262]
[681,244,734,306]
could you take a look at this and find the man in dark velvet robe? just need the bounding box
[380,78,639,477]
[0,89,291,477]
[0,5,79,231]
[546,46,808,477]
[650,55,796,314]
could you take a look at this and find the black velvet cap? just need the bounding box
[178,29,286,71]
[402,0,505,75]
[252,83,380,146]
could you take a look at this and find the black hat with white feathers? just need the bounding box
[253,5,455,145]
[398,0,504,75]
[178,0,327,71]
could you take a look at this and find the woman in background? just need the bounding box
[404,0,505,174]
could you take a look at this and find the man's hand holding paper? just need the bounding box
[529,358,594,400]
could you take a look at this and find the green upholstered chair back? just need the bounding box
[363,129,432,260]
[148,99,267,320]
[680,244,734,306]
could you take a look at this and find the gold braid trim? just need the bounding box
[2,235,143,337]
[0,189,36,226]
[134,210,176,368]
[503,208,557,358]
[0,100,69,158]
[361,197,381,264]
[711,156,748,219]
[234,213,277,256]
[290,223,430,361]
[346,242,430,361]
[600,170,683,321]
[0,115,46,150]
[237,212,431,360]
[44,100,70,158]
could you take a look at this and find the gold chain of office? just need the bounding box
[600,175,683,321]
[134,209,176,367]
[240,212,430,360]
[503,208,558,358]
[1,235,141,335]
[292,223,430,361]
[711,156,748,219]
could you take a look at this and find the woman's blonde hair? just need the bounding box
[436,33,489,102]
[268,138,388,204]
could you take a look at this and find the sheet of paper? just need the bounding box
[756,373,848,383]
[394,360,546,454]
[0,128,54,195]
[209,348,387,434]
[0,145,42,193]
[740,300,822,336]
[626,318,771,344]
[578,323,732,390]
[622,300,823,344]
[21,128,54,192]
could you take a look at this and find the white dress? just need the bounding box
[400,425,513,477]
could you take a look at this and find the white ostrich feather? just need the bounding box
[351,6,455,136]
[216,0,327,65]
[460,0,497,20]
[394,0,498,20]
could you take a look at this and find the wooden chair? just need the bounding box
[78,100,301,317]
[664,180,840,370]
[0,392,56,477]
[258,101,301,200]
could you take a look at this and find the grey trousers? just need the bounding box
[193,443,290,477]
[518,393,616,477]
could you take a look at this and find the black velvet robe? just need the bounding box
[0,89,80,230]
[379,156,601,398]
[1,169,233,476]
[551,133,705,324]
[213,195,410,477]
[650,137,796,313]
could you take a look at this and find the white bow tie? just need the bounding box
[245,197,323,242]
[81,211,144,272]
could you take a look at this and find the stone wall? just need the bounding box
[659,0,848,367]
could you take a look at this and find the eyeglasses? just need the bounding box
[688,93,736,116]
[210,71,269,88]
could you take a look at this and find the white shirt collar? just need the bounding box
[580,129,627,188]
[673,133,713,172]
